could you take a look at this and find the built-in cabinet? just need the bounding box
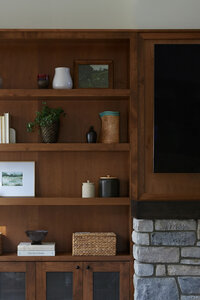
[37,261,129,300]
[0,29,135,299]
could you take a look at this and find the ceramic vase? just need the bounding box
[52,67,73,89]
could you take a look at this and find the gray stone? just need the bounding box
[181,259,200,265]
[156,264,166,276]
[134,275,179,300]
[151,232,196,246]
[181,297,200,300]
[178,277,200,295]
[133,218,154,232]
[155,220,196,231]
[134,261,154,276]
[132,231,150,245]
[198,220,200,240]
[182,247,200,258]
[133,245,179,263]
[168,265,200,276]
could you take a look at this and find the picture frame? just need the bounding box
[0,162,35,197]
[74,60,113,88]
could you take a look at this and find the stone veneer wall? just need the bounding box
[133,218,200,300]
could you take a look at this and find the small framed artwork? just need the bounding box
[74,60,113,88]
[0,162,35,197]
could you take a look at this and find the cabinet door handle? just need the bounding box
[86,265,90,270]
[76,265,80,269]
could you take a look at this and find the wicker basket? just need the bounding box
[72,232,116,256]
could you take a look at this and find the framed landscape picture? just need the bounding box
[0,162,35,197]
[74,60,113,88]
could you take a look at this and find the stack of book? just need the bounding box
[17,242,55,256]
[0,112,9,143]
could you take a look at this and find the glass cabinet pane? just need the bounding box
[93,272,119,300]
[46,272,73,300]
[0,272,25,300]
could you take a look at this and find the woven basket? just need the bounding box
[72,232,116,256]
[40,121,60,143]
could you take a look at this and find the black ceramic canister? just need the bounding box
[99,175,120,197]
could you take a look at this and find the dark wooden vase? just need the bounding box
[40,121,60,143]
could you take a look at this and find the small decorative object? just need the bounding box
[0,76,2,88]
[27,103,65,143]
[82,180,95,198]
[37,74,49,89]
[52,67,73,89]
[25,230,48,245]
[0,161,35,197]
[9,128,16,143]
[86,126,97,143]
[99,111,120,143]
[72,232,116,256]
[74,60,113,88]
[99,175,119,197]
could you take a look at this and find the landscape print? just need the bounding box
[78,64,109,88]
[2,171,23,186]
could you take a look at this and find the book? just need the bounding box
[0,116,5,143]
[0,116,2,143]
[17,250,55,256]
[4,113,9,144]
[17,242,55,251]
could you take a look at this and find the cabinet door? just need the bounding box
[36,262,83,300]
[83,262,129,300]
[0,262,35,300]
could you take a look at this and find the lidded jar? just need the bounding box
[99,111,120,143]
[52,67,73,89]
[82,180,95,198]
[99,175,119,197]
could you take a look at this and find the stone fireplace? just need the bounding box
[133,218,200,300]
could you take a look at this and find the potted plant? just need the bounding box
[27,103,65,143]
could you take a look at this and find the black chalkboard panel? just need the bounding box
[154,44,200,173]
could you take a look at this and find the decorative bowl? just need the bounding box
[25,230,48,245]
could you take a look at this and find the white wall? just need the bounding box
[0,0,200,29]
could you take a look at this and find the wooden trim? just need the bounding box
[26,262,36,300]
[0,89,131,100]
[0,252,131,262]
[0,197,130,206]
[0,143,130,152]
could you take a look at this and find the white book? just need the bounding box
[17,250,55,256]
[4,113,9,144]
[0,116,2,143]
[18,242,55,251]
[1,116,5,143]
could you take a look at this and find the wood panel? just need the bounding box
[0,39,129,89]
[0,205,129,253]
[36,262,83,300]
[37,152,129,197]
[138,33,200,199]
[38,206,129,253]
[83,262,130,300]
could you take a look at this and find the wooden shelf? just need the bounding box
[0,143,129,152]
[0,252,131,262]
[0,89,131,100]
[0,197,130,206]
